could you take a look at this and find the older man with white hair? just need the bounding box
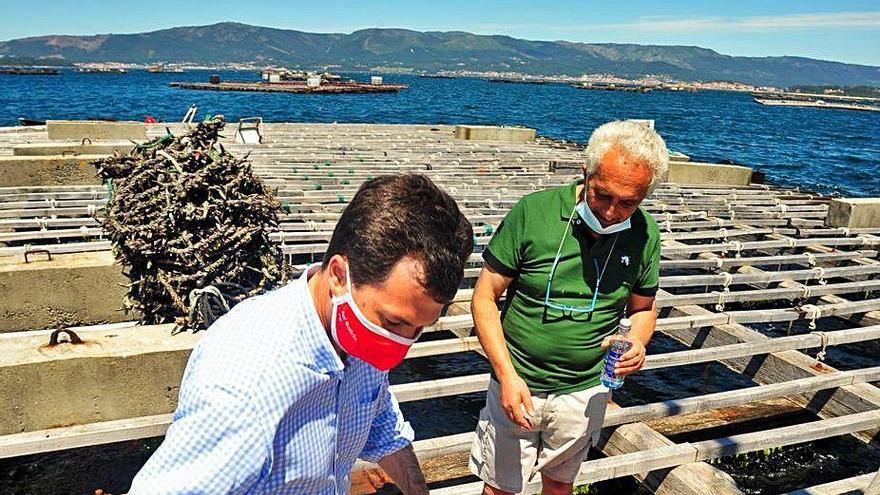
[468,121,668,495]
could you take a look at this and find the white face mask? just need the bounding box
[576,176,632,234]
[575,201,631,234]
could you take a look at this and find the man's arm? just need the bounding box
[471,264,534,429]
[360,387,424,493]
[378,444,428,495]
[128,385,269,494]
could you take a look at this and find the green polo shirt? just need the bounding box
[483,179,660,394]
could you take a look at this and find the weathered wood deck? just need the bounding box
[0,122,877,493]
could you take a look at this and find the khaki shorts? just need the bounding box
[468,378,610,493]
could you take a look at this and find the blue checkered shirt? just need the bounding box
[129,268,414,494]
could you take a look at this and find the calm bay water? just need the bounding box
[2,70,879,197]
[1,70,879,494]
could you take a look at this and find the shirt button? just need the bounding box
[576,220,582,225]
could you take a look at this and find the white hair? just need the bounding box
[585,120,669,194]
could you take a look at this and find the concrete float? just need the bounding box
[826,198,880,229]
[46,120,146,141]
[0,251,131,333]
[665,161,753,186]
[454,124,537,142]
[0,156,105,187]
[13,141,137,157]
[0,323,197,435]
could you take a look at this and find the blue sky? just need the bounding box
[3,0,879,66]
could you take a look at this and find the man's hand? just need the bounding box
[377,444,428,495]
[499,374,535,430]
[601,336,646,378]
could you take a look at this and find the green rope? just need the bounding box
[484,224,494,235]
[337,194,345,203]
[282,201,291,213]
[136,133,173,150]
[315,183,323,191]
[104,178,113,201]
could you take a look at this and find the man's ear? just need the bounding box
[326,255,348,297]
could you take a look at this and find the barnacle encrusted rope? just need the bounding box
[94,116,288,332]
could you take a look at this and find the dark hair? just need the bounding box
[322,174,473,303]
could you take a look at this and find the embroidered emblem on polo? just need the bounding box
[620,255,630,266]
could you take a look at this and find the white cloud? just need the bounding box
[600,11,880,32]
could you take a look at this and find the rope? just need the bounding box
[187,285,231,330]
[730,240,744,258]
[811,331,829,361]
[840,227,851,237]
[79,225,90,240]
[38,217,49,231]
[779,204,789,216]
[800,283,813,299]
[87,203,97,217]
[715,272,735,312]
[799,304,822,330]
[813,266,828,285]
[804,252,818,267]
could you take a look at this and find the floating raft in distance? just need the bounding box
[0,67,60,76]
[754,98,880,112]
[169,80,409,94]
[572,82,652,93]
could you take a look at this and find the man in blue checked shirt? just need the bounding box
[129,174,474,495]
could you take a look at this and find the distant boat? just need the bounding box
[18,118,46,126]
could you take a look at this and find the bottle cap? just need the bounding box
[619,318,632,329]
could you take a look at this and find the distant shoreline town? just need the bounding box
[5,59,880,102]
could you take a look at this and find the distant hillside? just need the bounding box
[2,22,879,87]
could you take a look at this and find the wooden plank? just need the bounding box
[644,327,880,370]
[783,473,876,495]
[691,409,880,460]
[605,367,880,427]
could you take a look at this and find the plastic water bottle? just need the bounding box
[600,318,633,389]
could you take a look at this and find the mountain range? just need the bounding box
[2,22,879,87]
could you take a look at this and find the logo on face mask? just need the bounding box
[330,263,421,371]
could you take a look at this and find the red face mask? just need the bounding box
[330,263,421,371]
